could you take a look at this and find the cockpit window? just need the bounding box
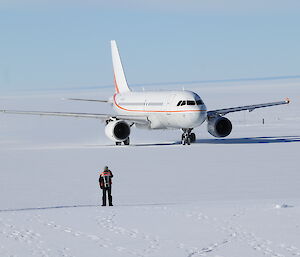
[187,100,196,105]
[178,100,201,106]
[178,100,203,106]
[196,99,204,105]
[177,101,182,106]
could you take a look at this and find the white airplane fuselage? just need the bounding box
[113,90,207,129]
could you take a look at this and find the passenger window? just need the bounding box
[187,100,195,105]
[181,101,186,106]
[177,101,182,106]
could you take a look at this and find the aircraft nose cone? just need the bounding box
[196,105,207,125]
[186,107,206,127]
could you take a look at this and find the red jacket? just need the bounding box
[99,170,113,189]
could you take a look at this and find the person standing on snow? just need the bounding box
[99,166,114,206]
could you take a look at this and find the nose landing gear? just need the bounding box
[181,129,196,145]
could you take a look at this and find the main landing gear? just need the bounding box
[115,137,130,146]
[181,129,196,145]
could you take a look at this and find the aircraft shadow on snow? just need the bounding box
[133,136,300,146]
[195,136,300,144]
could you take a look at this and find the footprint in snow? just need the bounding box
[202,246,213,252]
[73,232,81,237]
[178,243,185,249]
[86,235,99,241]
[115,246,126,252]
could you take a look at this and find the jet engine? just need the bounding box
[105,120,130,142]
[207,115,232,138]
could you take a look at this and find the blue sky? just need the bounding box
[1,1,300,92]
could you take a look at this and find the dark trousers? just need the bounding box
[102,187,112,206]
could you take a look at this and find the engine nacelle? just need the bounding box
[207,116,232,138]
[105,120,130,142]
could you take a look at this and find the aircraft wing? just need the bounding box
[0,110,150,125]
[64,98,109,103]
[207,98,290,117]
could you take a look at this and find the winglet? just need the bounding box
[111,40,131,94]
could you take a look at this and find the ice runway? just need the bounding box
[0,202,299,257]
[0,80,299,256]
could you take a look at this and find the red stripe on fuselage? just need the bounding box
[113,94,206,113]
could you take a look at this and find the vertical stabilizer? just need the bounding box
[111,40,131,93]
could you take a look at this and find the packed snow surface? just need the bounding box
[0,80,300,257]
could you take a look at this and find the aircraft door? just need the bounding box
[164,94,176,126]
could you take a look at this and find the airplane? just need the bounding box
[0,40,290,145]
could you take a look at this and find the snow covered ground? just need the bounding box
[0,80,300,257]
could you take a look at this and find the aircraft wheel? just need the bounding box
[190,133,196,143]
[116,142,122,146]
[124,137,130,145]
[186,137,191,145]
